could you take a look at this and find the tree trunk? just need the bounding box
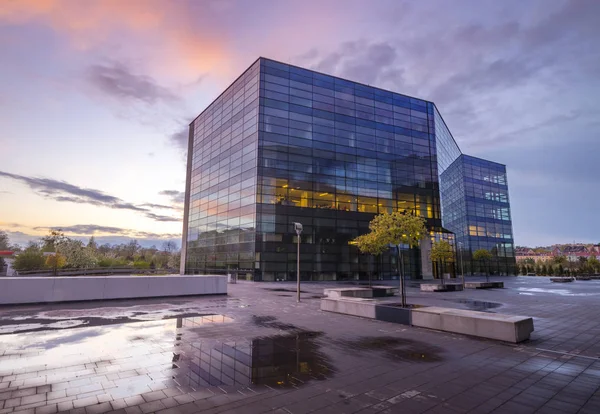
[440,260,445,285]
[369,255,373,287]
[397,245,406,307]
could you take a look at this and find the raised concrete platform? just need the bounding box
[320,297,411,325]
[464,281,504,289]
[551,277,574,283]
[411,307,533,343]
[321,296,534,343]
[0,275,227,305]
[323,286,398,299]
[420,283,464,292]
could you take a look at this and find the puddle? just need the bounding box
[251,315,299,331]
[264,288,309,293]
[517,287,600,297]
[447,299,502,312]
[336,336,443,363]
[0,312,218,335]
[0,316,335,397]
[177,331,335,388]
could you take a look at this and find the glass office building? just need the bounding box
[181,57,515,280]
[441,155,515,275]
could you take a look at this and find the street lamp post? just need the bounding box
[458,241,465,287]
[293,222,303,303]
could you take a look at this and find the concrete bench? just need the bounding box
[323,286,398,299]
[465,281,504,289]
[550,277,573,283]
[420,283,463,292]
[411,307,533,343]
[320,297,411,325]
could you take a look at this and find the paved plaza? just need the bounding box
[1,276,600,414]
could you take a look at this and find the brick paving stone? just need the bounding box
[84,402,112,414]
[34,404,58,414]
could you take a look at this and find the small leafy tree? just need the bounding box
[355,211,426,307]
[42,229,67,253]
[588,255,600,274]
[553,255,567,266]
[55,239,95,269]
[168,251,181,270]
[473,249,493,282]
[354,232,387,287]
[45,253,66,274]
[87,236,98,251]
[430,240,455,285]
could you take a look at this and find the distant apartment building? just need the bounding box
[516,245,600,263]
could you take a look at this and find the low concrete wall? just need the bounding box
[465,281,504,289]
[323,286,397,299]
[421,283,463,292]
[0,275,227,305]
[411,307,533,343]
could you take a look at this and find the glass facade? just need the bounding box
[182,57,516,280]
[182,60,260,278]
[441,155,515,275]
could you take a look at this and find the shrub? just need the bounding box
[13,250,46,271]
[133,260,150,269]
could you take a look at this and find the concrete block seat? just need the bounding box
[323,286,398,299]
[550,277,574,283]
[464,281,504,289]
[320,297,411,325]
[420,283,463,292]
[411,307,533,343]
[321,297,534,343]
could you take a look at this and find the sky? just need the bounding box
[0,0,599,248]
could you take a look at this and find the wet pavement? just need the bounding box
[1,276,600,413]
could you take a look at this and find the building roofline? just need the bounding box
[461,154,507,168]
[189,57,262,126]
[190,56,442,126]
[431,103,463,155]
[259,56,435,105]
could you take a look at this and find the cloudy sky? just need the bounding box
[0,0,598,248]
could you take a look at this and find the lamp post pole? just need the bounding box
[293,222,303,303]
[458,241,465,287]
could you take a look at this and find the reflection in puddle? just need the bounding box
[0,314,334,400]
[447,299,502,312]
[251,315,299,331]
[176,331,334,388]
[336,336,443,363]
[517,288,600,297]
[0,312,214,335]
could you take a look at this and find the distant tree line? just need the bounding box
[1,230,180,273]
[518,255,600,276]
